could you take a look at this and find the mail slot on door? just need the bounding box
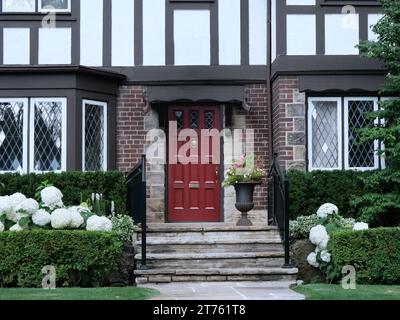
[189,182,200,189]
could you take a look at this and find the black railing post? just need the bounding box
[283,177,291,268]
[268,154,292,269]
[140,154,148,270]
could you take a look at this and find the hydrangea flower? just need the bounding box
[0,196,12,217]
[51,208,72,229]
[9,224,23,232]
[309,225,329,247]
[320,250,331,263]
[353,222,369,231]
[16,198,39,215]
[9,193,27,211]
[0,221,4,232]
[86,216,113,232]
[307,252,319,268]
[41,186,64,210]
[32,209,51,227]
[68,207,84,229]
[316,203,339,219]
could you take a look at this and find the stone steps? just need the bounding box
[135,252,285,269]
[135,225,282,241]
[133,223,297,284]
[136,239,284,254]
[135,267,298,284]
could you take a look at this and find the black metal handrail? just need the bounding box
[268,153,291,268]
[126,154,147,270]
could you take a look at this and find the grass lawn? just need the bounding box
[293,284,400,300]
[0,287,160,301]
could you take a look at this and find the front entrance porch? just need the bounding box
[133,223,297,284]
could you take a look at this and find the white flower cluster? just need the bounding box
[353,222,369,231]
[86,216,113,232]
[41,187,64,210]
[316,203,338,219]
[307,203,370,270]
[0,186,113,232]
[309,224,330,250]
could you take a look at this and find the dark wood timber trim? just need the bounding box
[134,0,143,66]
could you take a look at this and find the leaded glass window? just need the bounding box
[308,97,380,171]
[2,0,35,12]
[190,111,198,129]
[309,98,341,170]
[345,98,378,169]
[83,100,107,171]
[205,111,214,129]
[31,98,66,172]
[0,99,27,172]
[175,111,183,130]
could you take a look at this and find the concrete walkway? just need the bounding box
[140,281,305,300]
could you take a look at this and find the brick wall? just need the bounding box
[116,85,146,173]
[244,84,270,210]
[272,76,306,171]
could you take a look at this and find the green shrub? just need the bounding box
[0,172,127,215]
[111,214,135,242]
[0,230,124,288]
[287,170,373,219]
[290,213,356,241]
[350,169,400,226]
[329,228,400,284]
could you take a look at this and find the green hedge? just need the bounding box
[0,171,127,215]
[287,170,373,219]
[0,230,124,288]
[330,228,400,284]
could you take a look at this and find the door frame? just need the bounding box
[165,103,224,223]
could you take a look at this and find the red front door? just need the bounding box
[168,106,221,222]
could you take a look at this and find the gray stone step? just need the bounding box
[135,224,281,241]
[134,267,298,284]
[136,239,284,254]
[135,230,282,242]
[135,252,285,269]
[138,223,278,232]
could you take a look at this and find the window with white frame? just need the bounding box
[308,98,342,170]
[344,97,379,170]
[30,98,67,172]
[1,0,71,13]
[0,97,67,173]
[82,100,107,172]
[308,97,380,171]
[0,98,28,173]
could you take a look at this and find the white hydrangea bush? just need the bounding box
[86,216,113,232]
[0,186,113,233]
[41,186,64,210]
[305,203,370,273]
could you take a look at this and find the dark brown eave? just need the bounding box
[271,55,386,81]
[271,55,387,93]
[0,65,126,81]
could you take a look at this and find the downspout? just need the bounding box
[266,0,274,225]
[266,0,273,164]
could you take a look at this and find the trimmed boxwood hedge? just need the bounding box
[0,230,124,288]
[330,228,400,284]
[287,170,373,219]
[0,171,127,215]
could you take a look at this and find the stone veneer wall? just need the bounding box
[272,76,306,171]
[116,84,271,225]
[223,84,270,225]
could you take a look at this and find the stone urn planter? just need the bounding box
[234,182,260,226]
